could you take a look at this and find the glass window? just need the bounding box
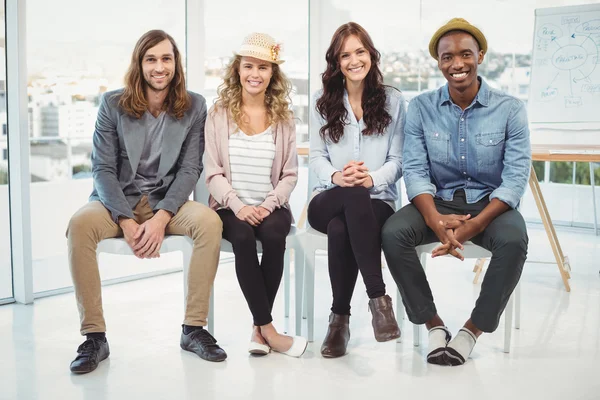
[201,0,309,220]
[550,161,574,184]
[532,161,545,182]
[574,162,600,186]
[27,0,186,294]
[1,4,13,301]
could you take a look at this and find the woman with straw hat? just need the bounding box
[204,33,307,357]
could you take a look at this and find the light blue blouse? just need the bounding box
[309,87,406,207]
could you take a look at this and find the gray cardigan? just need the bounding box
[89,89,207,222]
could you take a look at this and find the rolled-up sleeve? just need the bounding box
[403,99,436,201]
[490,100,531,208]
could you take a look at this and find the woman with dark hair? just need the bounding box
[308,22,405,358]
[205,33,307,357]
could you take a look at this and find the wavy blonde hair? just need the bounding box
[119,30,191,120]
[214,55,293,128]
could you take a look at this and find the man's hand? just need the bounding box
[119,217,141,253]
[132,210,171,259]
[453,218,484,244]
[431,219,484,260]
[257,207,271,220]
[236,206,263,226]
[430,241,465,261]
[425,213,472,250]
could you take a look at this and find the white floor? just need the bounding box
[1,223,600,400]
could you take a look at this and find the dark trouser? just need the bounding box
[381,191,528,333]
[307,186,395,315]
[218,207,292,326]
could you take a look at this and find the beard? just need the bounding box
[144,74,173,92]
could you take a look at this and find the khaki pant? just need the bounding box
[67,197,222,335]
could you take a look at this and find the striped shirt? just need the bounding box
[229,127,275,206]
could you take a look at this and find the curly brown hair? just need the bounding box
[118,30,191,119]
[214,55,293,129]
[316,22,393,144]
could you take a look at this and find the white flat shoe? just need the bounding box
[248,341,270,355]
[276,336,308,358]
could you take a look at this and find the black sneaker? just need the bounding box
[180,328,227,362]
[70,337,110,374]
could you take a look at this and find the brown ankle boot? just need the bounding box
[368,294,401,342]
[320,313,350,358]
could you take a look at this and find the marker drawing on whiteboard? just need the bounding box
[531,11,600,122]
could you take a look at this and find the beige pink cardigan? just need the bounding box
[204,105,298,216]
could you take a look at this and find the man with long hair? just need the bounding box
[67,30,226,374]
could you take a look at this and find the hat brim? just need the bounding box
[233,51,284,65]
[429,23,487,60]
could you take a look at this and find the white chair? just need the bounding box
[194,171,305,335]
[214,228,304,332]
[95,235,207,329]
[96,168,305,337]
[294,227,327,342]
[295,181,404,342]
[396,241,521,353]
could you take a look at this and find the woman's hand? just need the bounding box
[236,206,263,226]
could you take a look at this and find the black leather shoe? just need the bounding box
[70,338,110,374]
[180,328,227,362]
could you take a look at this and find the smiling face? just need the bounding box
[141,39,175,93]
[338,34,372,86]
[238,56,273,96]
[437,31,484,93]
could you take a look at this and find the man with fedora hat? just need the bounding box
[382,18,531,366]
[67,30,226,374]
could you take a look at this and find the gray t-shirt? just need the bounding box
[134,111,166,194]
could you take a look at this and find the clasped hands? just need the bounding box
[332,160,373,188]
[427,213,484,261]
[236,206,271,226]
[119,209,172,259]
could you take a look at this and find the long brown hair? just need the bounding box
[214,55,293,128]
[119,30,191,119]
[316,22,393,143]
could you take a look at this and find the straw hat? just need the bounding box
[235,32,284,65]
[428,18,487,60]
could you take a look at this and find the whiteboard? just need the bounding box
[528,3,600,124]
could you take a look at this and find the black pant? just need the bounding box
[218,207,292,326]
[381,191,528,332]
[307,186,395,315]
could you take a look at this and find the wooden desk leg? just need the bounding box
[472,258,486,284]
[528,167,571,291]
[297,202,308,229]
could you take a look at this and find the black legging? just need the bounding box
[217,207,292,326]
[307,186,394,315]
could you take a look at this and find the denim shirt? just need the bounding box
[403,78,531,209]
[309,87,406,206]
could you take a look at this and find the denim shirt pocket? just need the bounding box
[476,131,505,167]
[425,131,450,165]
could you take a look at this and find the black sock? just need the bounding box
[183,324,203,335]
[86,332,106,342]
